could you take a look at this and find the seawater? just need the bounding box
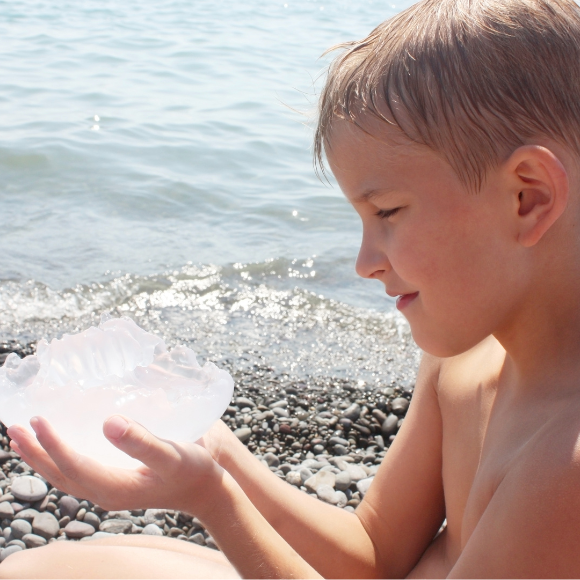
[0,0,420,387]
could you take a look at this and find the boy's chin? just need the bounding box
[411,327,487,359]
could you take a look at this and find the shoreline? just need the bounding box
[0,342,412,558]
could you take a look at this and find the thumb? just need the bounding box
[103,415,181,473]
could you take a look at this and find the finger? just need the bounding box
[30,416,117,495]
[8,423,70,491]
[103,415,182,475]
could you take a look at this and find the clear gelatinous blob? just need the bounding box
[0,315,234,469]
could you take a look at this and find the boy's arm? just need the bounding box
[207,352,446,579]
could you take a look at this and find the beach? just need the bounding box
[0,338,414,555]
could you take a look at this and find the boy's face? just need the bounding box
[326,118,526,357]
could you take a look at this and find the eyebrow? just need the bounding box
[354,187,397,202]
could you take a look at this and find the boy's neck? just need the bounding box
[494,258,580,396]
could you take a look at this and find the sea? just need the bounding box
[0,0,421,389]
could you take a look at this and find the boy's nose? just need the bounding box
[355,232,391,280]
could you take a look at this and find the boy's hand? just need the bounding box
[6,416,224,519]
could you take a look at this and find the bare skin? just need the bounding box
[4,117,580,578]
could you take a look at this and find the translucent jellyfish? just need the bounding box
[0,315,234,469]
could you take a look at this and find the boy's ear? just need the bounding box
[506,145,569,248]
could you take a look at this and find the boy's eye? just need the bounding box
[375,207,402,219]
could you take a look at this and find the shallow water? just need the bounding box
[0,0,420,385]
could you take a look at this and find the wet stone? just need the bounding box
[391,398,410,415]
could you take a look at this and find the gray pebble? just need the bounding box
[299,468,313,484]
[205,536,218,550]
[10,519,31,540]
[76,508,87,521]
[64,521,95,539]
[83,512,101,530]
[335,471,352,491]
[99,519,132,534]
[32,512,59,540]
[143,509,166,526]
[285,471,302,486]
[342,404,361,421]
[233,428,252,443]
[356,477,375,497]
[316,485,337,504]
[0,502,14,518]
[235,397,255,409]
[59,516,71,528]
[304,471,336,493]
[263,453,279,468]
[13,509,38,523]
[10,476,47,503]
[87,531,116,540]
[335,491,348,508]
[391,398,410,415]
[58,496,80,520]
[346,464,368,482]
[381,414,399,437]
[333,444,349,456]
[0,545,22,562]
[142,523,164,536]
[188,532,205,545]
[328,436,348,447]
[6,539,26,550]
[22,533,47,548]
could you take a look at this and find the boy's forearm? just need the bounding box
[197,471,322,579]
[213,424,378,578]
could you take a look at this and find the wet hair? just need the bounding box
[314,0,580,190]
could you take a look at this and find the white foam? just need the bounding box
[0,314,234,469]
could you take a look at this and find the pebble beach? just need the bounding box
[0,340,412,560]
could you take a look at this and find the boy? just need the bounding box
[4,0,580,577]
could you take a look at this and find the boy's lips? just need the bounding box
[395,292,419,310]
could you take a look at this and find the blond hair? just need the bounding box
[315,0,580,189]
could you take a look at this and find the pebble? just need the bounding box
[86,531,116,540]
[32,512,59,540]
[64,521,95,539]
[11,476,48,502]
[14,509,39,523]
[0,501,14,518]
[316,485,338,504]
[58,496,80,520]
[356,477,375,497]
[188,532,205,545]
[335,471,352,491]
[346,464,368,482]
[233,428,252,443]
[22,534,47,548]
[142,523,164,536]
[285,471,302,486]
[299,468,313,484]
[0,545,22,562]
[10,519,32,539]
[83,512,101,530]
[391,398,410,415]
[143,509,166,526]
[99,519,132,534]
[6,539,26,550]
[304,471,336,493]
[206,536,218,550]
[381,414,399,437]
